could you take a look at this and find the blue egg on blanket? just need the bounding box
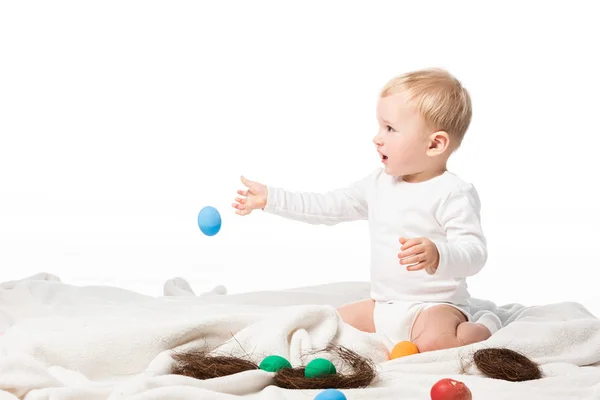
[314,389,347,400]
[197,206,221,236]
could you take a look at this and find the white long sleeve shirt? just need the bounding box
[263,168,487,305]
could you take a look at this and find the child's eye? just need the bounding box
[386,125,394,132]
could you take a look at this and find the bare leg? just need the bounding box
[336,299,376,333]
[410,305,491,353]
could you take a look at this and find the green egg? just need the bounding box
[304,358,337,378]
[259,355,292,372]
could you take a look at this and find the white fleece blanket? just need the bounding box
[0,273,599,400]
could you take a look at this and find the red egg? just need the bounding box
[430,378,472,400]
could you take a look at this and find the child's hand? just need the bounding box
[398,237,440,273]
[232,176,268,216]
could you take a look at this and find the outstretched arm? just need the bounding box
[233,170,378,225]
[264,174,372,225]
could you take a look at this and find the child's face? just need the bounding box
[374,92,433,180]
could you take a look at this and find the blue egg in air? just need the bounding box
[314,389,347,400]
[197,206,221,236]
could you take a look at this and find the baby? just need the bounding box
[231,68,501,353]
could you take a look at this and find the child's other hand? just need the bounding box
[398,237,440,273]
[232,176,268,216]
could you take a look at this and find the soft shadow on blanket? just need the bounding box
[0,273,599,400]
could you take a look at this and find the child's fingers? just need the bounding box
[398,244,423,259]
[400,237,422,250]
[232,202,246,210]
[235,207,251,216]
[240,175,256,189]
[399,253,425,265]
[235,197,246,204]
[237,189,248,196]
[405,261,426,271]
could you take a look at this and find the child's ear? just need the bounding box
[426,131,450,156]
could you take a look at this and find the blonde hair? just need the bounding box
[381,68,472,148]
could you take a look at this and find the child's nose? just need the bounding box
[373,133,383,146]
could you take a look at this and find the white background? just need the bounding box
[1,1,598,316]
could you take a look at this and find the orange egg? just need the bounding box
[390,341,420,359]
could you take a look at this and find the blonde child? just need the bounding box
[232,68,501,353]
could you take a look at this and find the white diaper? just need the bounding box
[373,299,503,350]
[373,300,472,346]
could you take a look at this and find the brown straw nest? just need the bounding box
[172,343,543,390]
[466,347,543,381]
[171,343,377,389]
[171,350,259,380]
[273,343,376,390]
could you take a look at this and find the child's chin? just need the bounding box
[383,166,399,176]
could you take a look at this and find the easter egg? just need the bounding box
[390,340,420,359]
[197,206,221,236]
[430,378,472,400]
[314,388,347,400]
[259,355,292,372]
[304,358,336,378]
